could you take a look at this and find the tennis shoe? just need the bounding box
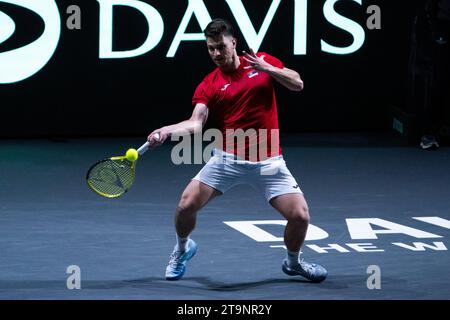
[165,239,197,280]
[282,258,327,283]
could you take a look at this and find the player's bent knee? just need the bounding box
[176,204,196,217]
[288,207,310,225]
[176,198,199,216]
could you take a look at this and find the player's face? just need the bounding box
[206,34,237,69]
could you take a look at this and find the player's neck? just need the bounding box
[219,53,240,73]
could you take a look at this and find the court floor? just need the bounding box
[1,133,449,300]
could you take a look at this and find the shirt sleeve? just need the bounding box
[257,52,285,69]
[192,78,211,107]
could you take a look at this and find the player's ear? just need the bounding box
[232,37,236,48]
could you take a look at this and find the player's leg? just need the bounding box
[176,179,221,239]
[270,193,327,282]
[256,157,327,282]
[256,157,308,252]
[166,149,240,280]
[176,149,242,238]
[270,193,309,252]
[166,180,220,281]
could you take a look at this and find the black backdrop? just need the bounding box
[0,0,414,138]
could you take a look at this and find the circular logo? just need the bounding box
[0,0,61,84]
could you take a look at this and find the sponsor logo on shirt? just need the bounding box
[221,83,231,91]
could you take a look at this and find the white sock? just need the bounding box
[286,250,300,267]
[176,235,189,252]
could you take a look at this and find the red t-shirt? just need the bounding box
[192,52,283,161]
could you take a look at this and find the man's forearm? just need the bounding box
[266,67,304,91]
[162,119,203,137]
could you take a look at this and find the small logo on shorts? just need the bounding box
[293,184,299,189]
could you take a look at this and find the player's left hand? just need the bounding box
[242,49,273,73]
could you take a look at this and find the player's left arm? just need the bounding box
[242,49,303,92]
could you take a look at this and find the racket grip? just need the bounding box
[138,133,160,155]
[137,142,150,155]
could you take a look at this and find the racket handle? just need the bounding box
[137,142,150,155]
[137,133,160,155]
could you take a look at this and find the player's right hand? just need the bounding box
[147,129,168,148]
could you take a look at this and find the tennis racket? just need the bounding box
[86,134,158,198]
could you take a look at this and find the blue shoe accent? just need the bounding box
[282,258,327,283]
[165,239,197,281]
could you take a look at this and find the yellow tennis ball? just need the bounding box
[125,148,138,162]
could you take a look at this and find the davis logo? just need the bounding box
[0,0,61,84]
[0,0,381,84]
[225,216,450,253]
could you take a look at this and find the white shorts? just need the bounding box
[193,149,303,202]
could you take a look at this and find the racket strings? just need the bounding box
[87,159,135,197]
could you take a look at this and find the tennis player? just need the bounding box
[147,19,327,282]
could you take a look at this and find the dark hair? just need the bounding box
[204,18,235,38]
